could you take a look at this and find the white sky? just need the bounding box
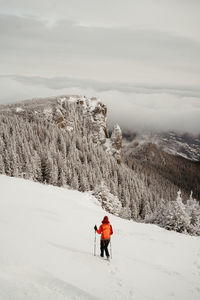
[0,0,200,133]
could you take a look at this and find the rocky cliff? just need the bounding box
[3,95,122,162]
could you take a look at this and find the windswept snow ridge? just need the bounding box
[0,175,200,300]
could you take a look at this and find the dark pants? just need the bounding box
[100,239,110,257]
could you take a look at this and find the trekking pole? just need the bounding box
[94,230,96,256]
[110,238,112,259]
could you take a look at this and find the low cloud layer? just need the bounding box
[1,75,200,135]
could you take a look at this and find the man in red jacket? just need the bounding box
[94,216,113,259]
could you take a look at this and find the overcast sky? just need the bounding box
[0,0,200,134]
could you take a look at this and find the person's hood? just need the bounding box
[102,216,109,224]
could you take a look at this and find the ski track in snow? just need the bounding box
[0,175,200,300]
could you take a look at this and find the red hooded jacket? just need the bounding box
[96,216,113,240]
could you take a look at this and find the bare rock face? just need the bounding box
[54,108,67,129]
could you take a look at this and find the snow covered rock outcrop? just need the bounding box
[104,124,123,163]
[72,97,123,162]
[110,124,122,163]
[75,96,109,144]
[8,94,122,162]
[38,95,110,145]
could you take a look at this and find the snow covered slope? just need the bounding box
[0,175,200,300]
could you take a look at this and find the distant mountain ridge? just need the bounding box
[122,130,200,201]
[123,131,200,161]
[123,142,200,201]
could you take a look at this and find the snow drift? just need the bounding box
[0,175,200,300]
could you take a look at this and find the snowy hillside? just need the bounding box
[0,175,200,300]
